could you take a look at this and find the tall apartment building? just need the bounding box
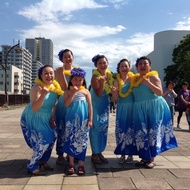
[25,37,53,85]
[25,37,53,66]
[0,45,32,94]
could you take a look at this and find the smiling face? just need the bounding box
[62,51,74,69]
[40,66,54,85]
[119,60,130,75]
[136,59,151,75]
[96,57,108,73]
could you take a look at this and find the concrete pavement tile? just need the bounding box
[27,174,63,185]
[153,161,179,168]
[172,161,190,168]
[98,177,135,190]
[164,156,190,162]
[154,155,169,162]
[166,178,190,189]
[0,153,9,159]
[112,168,145,178]
[61,184,99,190]
[95,160,123,169]
[0,134,13,138]
[140,169,176,179]
[0,176,30,185]
[96,168,113,177]
[63,176,97,185]
[23,185,61,190]
[2,144,21,148]
[0,185,24,190]
[132,177,172,189]
[169,169,190,178]
[0,164,25,175]
[160,151,184,156]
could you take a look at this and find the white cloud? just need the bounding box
[103,0,128,9]
[174,17,190,30]
[18,0,107,23]
[17,0,154,78]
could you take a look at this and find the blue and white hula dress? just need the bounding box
[20,92,57,172]
[114,83,137,155]
[89,88,110,154]
[133,84,178,161]
[62,93,90,161]
[55,75,70,156]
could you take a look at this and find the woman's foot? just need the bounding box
[56,156,69,165]
[118,155,125,164]
[125,155,133,164]
[28,169,45,176]
[145,161,155,169]
[98,153,108,163]
[78,165,85,175]
[135,159,147,167]
[91,154,102,164]
[67,165,75,175]
[39,162,54,170]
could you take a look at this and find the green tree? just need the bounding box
[164,34,190,92]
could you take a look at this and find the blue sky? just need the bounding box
[1,0,190,84]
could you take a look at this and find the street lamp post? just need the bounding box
[2,41,21,107]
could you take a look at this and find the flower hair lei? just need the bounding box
[116,72,134,98]
[133,70,158,87]
[35,78,64,95]
[93,69,114,94]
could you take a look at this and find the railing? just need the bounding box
[0,94,30,107]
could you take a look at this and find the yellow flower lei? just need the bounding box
[64,66,78,76]
[133,70,158,87]
[64,70,71,76]
[116,72,134,98]
[93,69,114,94]
[70,86,85,90]
[35,78,64,95]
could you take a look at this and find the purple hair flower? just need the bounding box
[71,67,86,78]
[58,49,65,61]
[92,54,100,63]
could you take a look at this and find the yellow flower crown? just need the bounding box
[116,71,134,98]
[93,69,114,94]
[133,70,158,87]
[35,78,64,96]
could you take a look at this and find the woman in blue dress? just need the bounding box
[112,59,136,164]
[62,68,92,175]
[20,65,63,175]
[90,54,114,164]
[55,49,75,165]
[133,56,178,168]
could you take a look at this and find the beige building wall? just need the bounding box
[147,30,190,85]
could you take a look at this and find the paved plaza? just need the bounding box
[0,106,190,190]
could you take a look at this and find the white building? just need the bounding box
[32,60,43,87]
[147,30,190,85]
[25,37,53,66]
[0,45,32,94]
